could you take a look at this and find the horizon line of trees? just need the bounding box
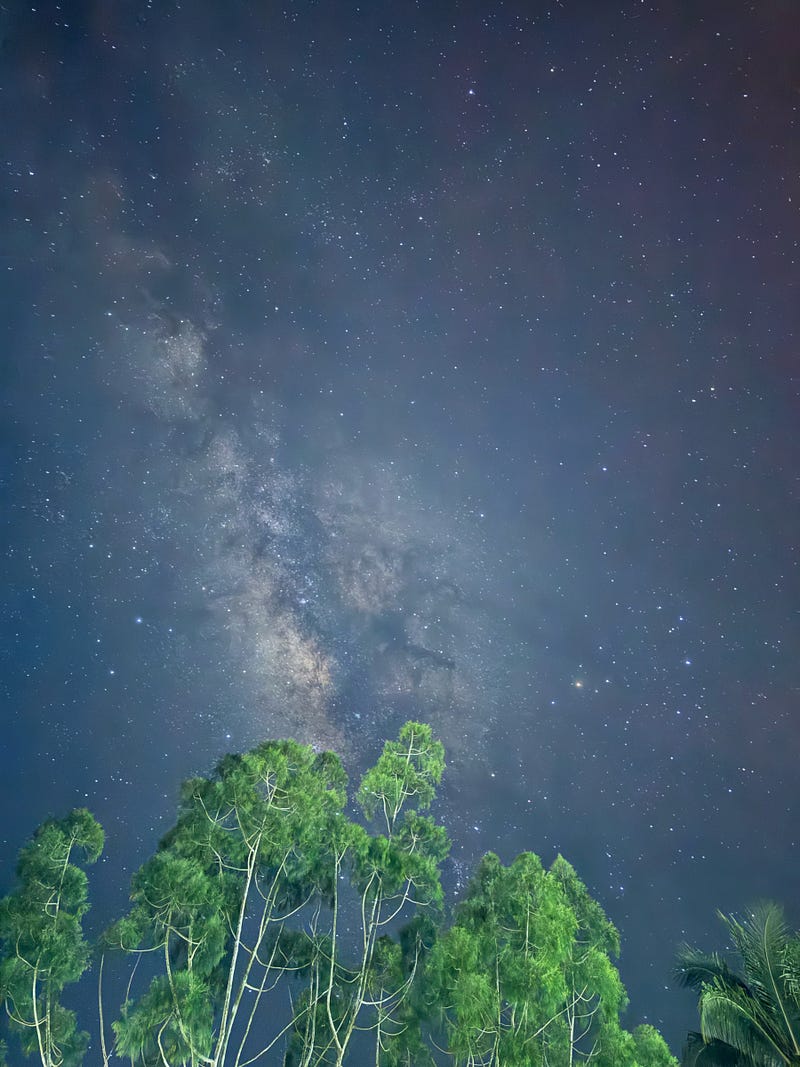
[0,721,796,1067]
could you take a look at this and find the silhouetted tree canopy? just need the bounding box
[1,723,677,1067]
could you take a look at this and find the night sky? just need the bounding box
[1,0,798,1054]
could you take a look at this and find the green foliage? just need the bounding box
[680,1030,750,1066]
[357,721,444,833]
[422,850,663,1067]
[102,724,453,1067]
[285,722,450,1067]
[0,810,104,1067]
[633,1024,682,1067]
[675,902,800,1067]
[0,725,677,1067]
[108,738,349,1067]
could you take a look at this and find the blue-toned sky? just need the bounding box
[1,0,798,1054]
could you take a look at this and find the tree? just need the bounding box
[0,810,104,1067]
[632,1024,684,1067]
[287,721,449,1067]
[423,852,677,1067]
[546,854,629,1065]
[675,902,800,1067]
[423,850,570,1066]
[107,722,449,1067]
[106,739,348,1067]
[0,723,676,1067]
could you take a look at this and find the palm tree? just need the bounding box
[675,902,800,1066]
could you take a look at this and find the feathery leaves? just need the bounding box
[676,903,800,1067]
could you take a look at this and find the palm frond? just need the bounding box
[781,939,800,1010]
[720,902,800,1056]
[675,945,748,994]
[682,1030,750,1067]
[699,983,788,1067]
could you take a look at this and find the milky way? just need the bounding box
[2,2,798,1052]
[95,242,512,762]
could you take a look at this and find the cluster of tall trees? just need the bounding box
[2,720,788,1067]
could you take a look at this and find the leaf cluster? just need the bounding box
[0,726,679,1067]
[0,810,103,1067]
[420,850,669,1067]
[675,902,800,1067]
